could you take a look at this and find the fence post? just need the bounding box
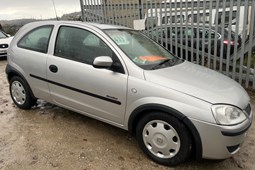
[80,0,85,22]
[139,0,142,19]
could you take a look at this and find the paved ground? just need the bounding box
[0,59,255,170]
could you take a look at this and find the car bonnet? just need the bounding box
[144,61,250,109]
[0,36,13,44]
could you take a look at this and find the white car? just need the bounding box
[0,30,13,58]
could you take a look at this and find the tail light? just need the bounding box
[223,40,238,46]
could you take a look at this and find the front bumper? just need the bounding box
[190,109,253,159]
[0,49,7,58]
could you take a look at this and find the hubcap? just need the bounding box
[143,120,180,159]
[11,81,26,105]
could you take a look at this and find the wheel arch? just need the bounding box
[128,103,202,160]
[6,64,36,100]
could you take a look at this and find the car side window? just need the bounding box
[150,28,165,38]
[207,30,221,39]
[195,28,207,38]
[170,27,182,38]
[165,27,194,39]
[183,28,194,38]
[197,28,220,39]
[54,26,124,73]
[18,25,53,53]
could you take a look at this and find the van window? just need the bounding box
[145,17,158,30]
[188,13,210,24]
[162,15,184,24]
[217,11,237,25]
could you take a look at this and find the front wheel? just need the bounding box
[9,76,36,109]
[136,112,192,166]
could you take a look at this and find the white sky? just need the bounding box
[0,0,81,20]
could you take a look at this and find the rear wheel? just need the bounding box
[10,76,36,109]
[136,112,192,166]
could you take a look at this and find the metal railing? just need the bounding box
[80,0,255,89]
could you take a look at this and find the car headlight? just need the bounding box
[211,105,247,125]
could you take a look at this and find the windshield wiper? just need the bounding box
[151,59,171,70]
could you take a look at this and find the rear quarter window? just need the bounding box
[18,25,53,53]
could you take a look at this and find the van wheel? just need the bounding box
[10,76,36,109]
[136,112,192,166]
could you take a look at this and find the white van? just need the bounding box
[134,2,248,36]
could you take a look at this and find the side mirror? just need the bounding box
[93,56,113,69]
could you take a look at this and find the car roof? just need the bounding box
[86,22,130,30]
[156,23,223,29]
[24,20,130,30]
[150,23,225,33]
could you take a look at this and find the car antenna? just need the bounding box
[52,0,59,20]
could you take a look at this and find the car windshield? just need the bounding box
[104,29,182,70]
[0,31,7,39]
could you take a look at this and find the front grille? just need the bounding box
[0,52,7,56]
[244,104,251,116]
[0,44,8,49]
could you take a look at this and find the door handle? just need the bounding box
[49,65,58,73]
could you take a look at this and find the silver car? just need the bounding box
[6,21,252,166]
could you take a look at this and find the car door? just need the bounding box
[198,28,217,54]
[181,27,194,47]
[47,25,128,124]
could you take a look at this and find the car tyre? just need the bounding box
[136,112,192,166]
[9,76,36,109]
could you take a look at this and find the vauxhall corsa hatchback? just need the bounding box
[6,21,253,166]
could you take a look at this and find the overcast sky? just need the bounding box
[0,0,81,20]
